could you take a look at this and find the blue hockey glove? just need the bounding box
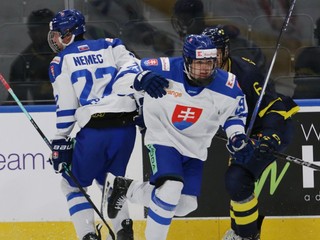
[227,133,255,164]
[133,70,169,98]
[49,137,74,173]
[255,130,281,161]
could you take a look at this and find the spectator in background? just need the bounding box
[120,21,175,58]
[88,0,175,58]
[294,17,320,76]
[171,0,266,72]
[171,0,206,39]
[9,8,55,104]
[293,17,320,98]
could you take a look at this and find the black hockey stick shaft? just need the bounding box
[214,132,320,171]
[0,74,115,239]
[274,151,320,171]
[246,0,297,137]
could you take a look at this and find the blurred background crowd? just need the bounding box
[0,0,319,105]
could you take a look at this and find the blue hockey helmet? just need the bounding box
[48,9,86,52]
[183,34,217,86]
[202,25,230,67]
[50,9,85,38]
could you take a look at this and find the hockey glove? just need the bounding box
[227,133,255,164]
[255,130,281,161]
[133,70,169,98]
[49,137,74,173]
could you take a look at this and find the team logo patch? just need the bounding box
[167,89,182,98]
[195,49,217,58]
[160,57,170,71]
[226,74,235,88]
[50,65,55,78]
[171,104,203,130]
[52,151,59,159]
[78,45,89,51]
[144,59,158,66]
[105,38,114,42]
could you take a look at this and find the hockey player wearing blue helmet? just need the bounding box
[105,34,255,240]
[47,9,168,240]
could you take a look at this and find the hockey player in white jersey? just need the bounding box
[106,34,256,240]
[47,9,168,240]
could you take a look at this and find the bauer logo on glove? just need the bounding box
[52,151,59,159]
[49,137,74,173]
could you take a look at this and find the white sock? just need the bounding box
[144,180,183,240]
[67,194,95,239]
[127,181,154,207]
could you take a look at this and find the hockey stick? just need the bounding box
[246,0,297,137]
[0,74,116,240]
[214,132,320,171]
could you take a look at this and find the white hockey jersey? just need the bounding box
[140,57,248,161]
[48,38,141,139]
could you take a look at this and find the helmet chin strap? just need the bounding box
[59,34,75,50]
[183,63,192,80]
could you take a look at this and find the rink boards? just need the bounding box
[0,100,320,239]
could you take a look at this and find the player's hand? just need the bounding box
[227,133,255,164]
[255,130,281,161]
[133,70,169,98]
[49,137,74,173]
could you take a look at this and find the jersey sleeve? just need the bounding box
[254,82,299,133]
[106,38,142,95]
[223,97,248,138]
[221,74,248,138]
[231,57,299,134]
[49,56,78,139]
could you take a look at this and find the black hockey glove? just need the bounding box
[49,137,74,173]
[227,133,255,164]
[133,70,169,98]
[255,130,281,161]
